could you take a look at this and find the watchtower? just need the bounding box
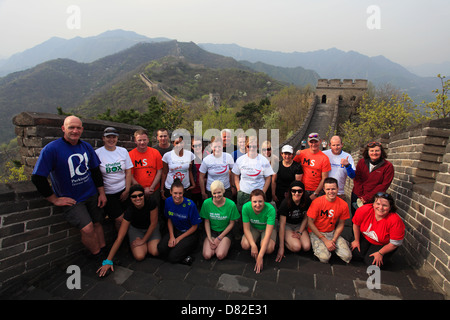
[316,79,368,105]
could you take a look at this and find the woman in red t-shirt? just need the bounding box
[351,192,405,268]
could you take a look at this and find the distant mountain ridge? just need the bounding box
[0,40,281,142]
[199,43,440,102]
[0,30,171,76]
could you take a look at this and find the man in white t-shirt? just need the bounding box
[323,136,355,200]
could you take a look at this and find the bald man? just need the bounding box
[32,116,107,259]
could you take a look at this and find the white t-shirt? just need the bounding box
[162,149,195,189]
[199,152,234,190]
[323,149,355,195]
[232,154,274,194]
[95,146,133,194]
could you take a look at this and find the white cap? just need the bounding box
[281,145,294,153]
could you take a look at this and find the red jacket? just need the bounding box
[352,158,394,203]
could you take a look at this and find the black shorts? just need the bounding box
[104,189,128,219]
[63,194,104,229]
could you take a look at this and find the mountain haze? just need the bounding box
[0,40,283,142]
[199,43,440,102]
[0,30,171,76]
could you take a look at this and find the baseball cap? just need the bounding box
[281,145,294,153]
[307,133,320,141]
[103,127,119,137]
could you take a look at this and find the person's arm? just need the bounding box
[271,174,278,201]
[276,215,286,262]
[243,221,258,257]
[120,168,132,201]
[97,219,130,277]
[310,171,328,200]
[262,175,271,194]
[255,223,274,273]
[148,169,162,194]
[161,162,169,200]
[91,166,106,208]
[370,243,398,267]
[175,224,198,245]
[31,174,77,206]
[234,173,241,192]
[351,224,361,252]
[308,216,335,251]
[199,172,208,199]
[187,163,196,190]
[332,219,346,243]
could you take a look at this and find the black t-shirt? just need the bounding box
[278,197,311,225]
[275,161,303,193]
[124,199,157,229]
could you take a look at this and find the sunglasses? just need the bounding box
[193,144,202,148]
[367,141,382,147]
[262,148,271,152]
[375,192,392,200]
[291,189,304,194]
[308,134,319,139]
[130,193,144,199]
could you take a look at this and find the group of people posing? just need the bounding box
[31,116,405,277]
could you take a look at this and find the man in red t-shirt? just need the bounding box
[294,133,331,201]
[129,129,163,203]
[307,177,352,263]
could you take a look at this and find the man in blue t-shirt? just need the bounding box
[31,116,107,257]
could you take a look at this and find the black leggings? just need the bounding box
[352,236,396,268]
[157,228,199,263]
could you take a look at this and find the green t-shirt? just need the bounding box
[200,198,240,232]
[242,201,276,230]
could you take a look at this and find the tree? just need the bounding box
[422,74,450,119]
[340,92,426,147]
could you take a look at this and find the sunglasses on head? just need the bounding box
[291,189,304,194]
[367,141,382,148]
[375,192,392,200]
[130,193,144,199]
[308,134,319,139]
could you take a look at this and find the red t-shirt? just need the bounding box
[129,147,163,188]
[293,149,331,191]
[307,196,350,233]
[352,204,405,246]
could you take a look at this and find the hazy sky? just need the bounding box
[0,0,449,67]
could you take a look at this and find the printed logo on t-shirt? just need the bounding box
[68,152,91,186]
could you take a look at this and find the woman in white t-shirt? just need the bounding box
[95,127,133,229]
[232,136,274,212]
[199,139,235,200]
[161,134,195,200]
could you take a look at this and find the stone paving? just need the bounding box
[1,231,446,302]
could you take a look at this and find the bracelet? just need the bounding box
[217,236,222,241]
[102,259,113,266]
[378,251,384,256]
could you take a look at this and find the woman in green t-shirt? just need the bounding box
[241,189,277,273]
[200,180,240,260]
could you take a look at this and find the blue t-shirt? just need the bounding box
[164,197,202,233]
[32,138,101,203]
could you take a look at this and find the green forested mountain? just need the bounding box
[0,40,288,142]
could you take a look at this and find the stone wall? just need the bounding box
[344,117,450,294]
[0,112,143,291]
[13,112,143,176]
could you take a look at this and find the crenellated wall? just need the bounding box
[1,112,449,296]
[0,112,143,291]
[344,117,450,294]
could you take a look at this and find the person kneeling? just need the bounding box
[241,189,277,273]
[157,178,202,265]
[97,184,160,277]
[307,178,352,264]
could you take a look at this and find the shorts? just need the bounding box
[236,190,251,212]
[63,194,104,229]
[284,222,302,232]
[246,223,277,244]
[128,223,161,245]
[104,189,128,219]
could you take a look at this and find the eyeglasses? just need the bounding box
[291,189,304,194]
[367,141,382,147]
[130,193,144,199]
[193,144,202,148]
[247,145,258,149]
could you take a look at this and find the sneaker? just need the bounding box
[181,255,194,266]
